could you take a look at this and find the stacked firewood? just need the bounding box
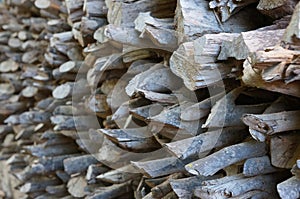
[0,0,299,198]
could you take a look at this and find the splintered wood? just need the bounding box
[0,0,299,199]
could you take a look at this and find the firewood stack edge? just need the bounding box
[0,0,299,198]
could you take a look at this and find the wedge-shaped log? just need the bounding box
[277,176,300,199]
[243,156,281,177]
[185,140,267,176]
[195,172,288,198]
[166,127,247,160]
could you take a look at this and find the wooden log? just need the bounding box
[170,174,223,199]
[98,128,160,152]
[20,177,61,193]
[83,0,107,17]
[129,103,164,122]
[170,34,240,90]
[242,110,300,135]
[24,143,79,157]
[243,156,282,177]
[282,1,300,44]
[132,157,186,178]
[257,0,297,19]
[63,154,99,175]
[94,24,178,51]
[165,127,247,160]
[270,131,300,168]
[277,176,300,199]
[106,0,176,27]
[15,154,79,181]
[150,173,184,198]
[180,92,224,121]
[149,102,205,137]
[86,181,132,199]
[203,87,269,128]
[194,172,288,198]
[176,0,268,41]
[134,12,174,32]
[185,140,267,176]
[218,29,285,61]
[45,184,67,196]
[209,0,259,22]
[0,59,19,72]
[86,164,110,184]
[96,164,141,184]
[242,59,300,97]
[67,175,87,198]
[246,95,300,141]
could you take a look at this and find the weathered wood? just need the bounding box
[67,175,87,198]
[106,0,176,27]
[243,156,281,177]
[86,164,109,184]
[257,0,297,19]
[218,29,284,61]
[86,181,132,199]
[282,1,300,44]
[96,164,141,184]
[134,12,173,32]
[270,132,300,168]
[185,140,267,176]
[170,34,241,90]
[203,87,269,128]
[132,157,186,178]
[165,127,247,160]
[64,155,99,175]
[150,173,184,198]
[277,176,300,199]
[242,110,300,135]
[242,59,300,97]
[176,0,268,41]
[170,174,222,199]
[209,0,259,22]
[20,177,61,193]
[195,172,288,198]
[98,128,160,152]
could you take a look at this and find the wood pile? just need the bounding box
[0,0,299,198]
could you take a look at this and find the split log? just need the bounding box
[242,59,300,97]
[209,0,259,22]
[20,176,61,193]
[185,140,267,176]
[203,87,269,128]
[86,181,132,199]
[270,131,300,168]
[63,155,99,175]
[149,173,184,198]
[165,127,247,160]
[257,0,297,19]
[132,157,186,178]
[98,128,160,152]
[176,0,268,41]
[194,172,288,198]
[277,176,300,199]
[170,174,223,199]
[242,110,300,135]
[96,165,141,184]
[67,175,87,198]
[106,0,176,27]
[243,156,282,177]
[218,29,285,61]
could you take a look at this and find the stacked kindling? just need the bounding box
[0,0,299,199]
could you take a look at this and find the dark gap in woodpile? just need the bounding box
[0,0,299,198]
